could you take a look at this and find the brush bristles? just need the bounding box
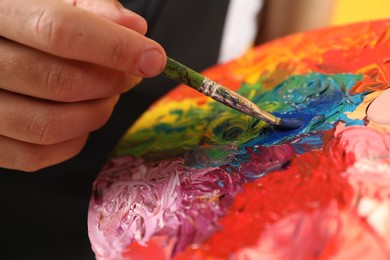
[276,117,304,130]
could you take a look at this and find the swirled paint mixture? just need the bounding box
[89,20,390,259]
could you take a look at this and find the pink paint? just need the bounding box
[88,156,244,259]
[88,157,182,259]
[88,144,296,259]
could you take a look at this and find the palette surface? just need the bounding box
[88,20,390,259]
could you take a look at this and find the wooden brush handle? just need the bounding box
[162,57,205,89]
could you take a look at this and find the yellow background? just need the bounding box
[332,0,390,25]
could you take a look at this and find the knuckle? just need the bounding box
[27,113,60,144]
[34,8,65,47]
[43,64,82,101]
[18,137,86,172]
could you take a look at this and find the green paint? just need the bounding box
[115,73,365,167]
[162,57,204,89]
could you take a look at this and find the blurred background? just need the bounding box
[257,0,390,43]
[332,0,390,25]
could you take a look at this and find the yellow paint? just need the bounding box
[331,0,390,25]
[127,99,202,134]
[345,92,381,120]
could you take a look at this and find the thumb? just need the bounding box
[62,0,147,35]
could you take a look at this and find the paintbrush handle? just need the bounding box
[162,57,205,89]
[162,57,278,124]
[161,57,302,129]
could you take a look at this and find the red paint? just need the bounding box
[122,239,168,260]
[175,130,356,259]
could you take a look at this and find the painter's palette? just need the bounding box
[88,20,390,259]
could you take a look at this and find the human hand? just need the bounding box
[0,0,166,171]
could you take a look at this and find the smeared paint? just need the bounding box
[199,77,302,129]
[175,125,390,259]
[114,73,364,166]
[89,20,390,259]
[89,143,296,259]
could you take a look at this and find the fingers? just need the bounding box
[61,0,148,35]
[0,38,141,101]
[0,90,119,171]
[0,90,119,145]
[0,0,166,77]
[0,0,161,171]
[0,134,88,172]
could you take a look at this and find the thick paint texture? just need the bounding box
[89,20,390,259]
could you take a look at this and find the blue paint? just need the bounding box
[242,73,365,148]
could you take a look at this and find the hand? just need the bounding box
[0,0,166,171]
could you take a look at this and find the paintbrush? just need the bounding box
[162,57,303,130]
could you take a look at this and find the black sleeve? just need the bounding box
[0,1,230,259]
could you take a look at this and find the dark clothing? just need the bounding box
[0,1,229,259]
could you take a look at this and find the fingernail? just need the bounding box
[139,49,165,77]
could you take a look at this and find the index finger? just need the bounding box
[0,0,166,77]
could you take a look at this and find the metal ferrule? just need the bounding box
[200,78,279,125]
